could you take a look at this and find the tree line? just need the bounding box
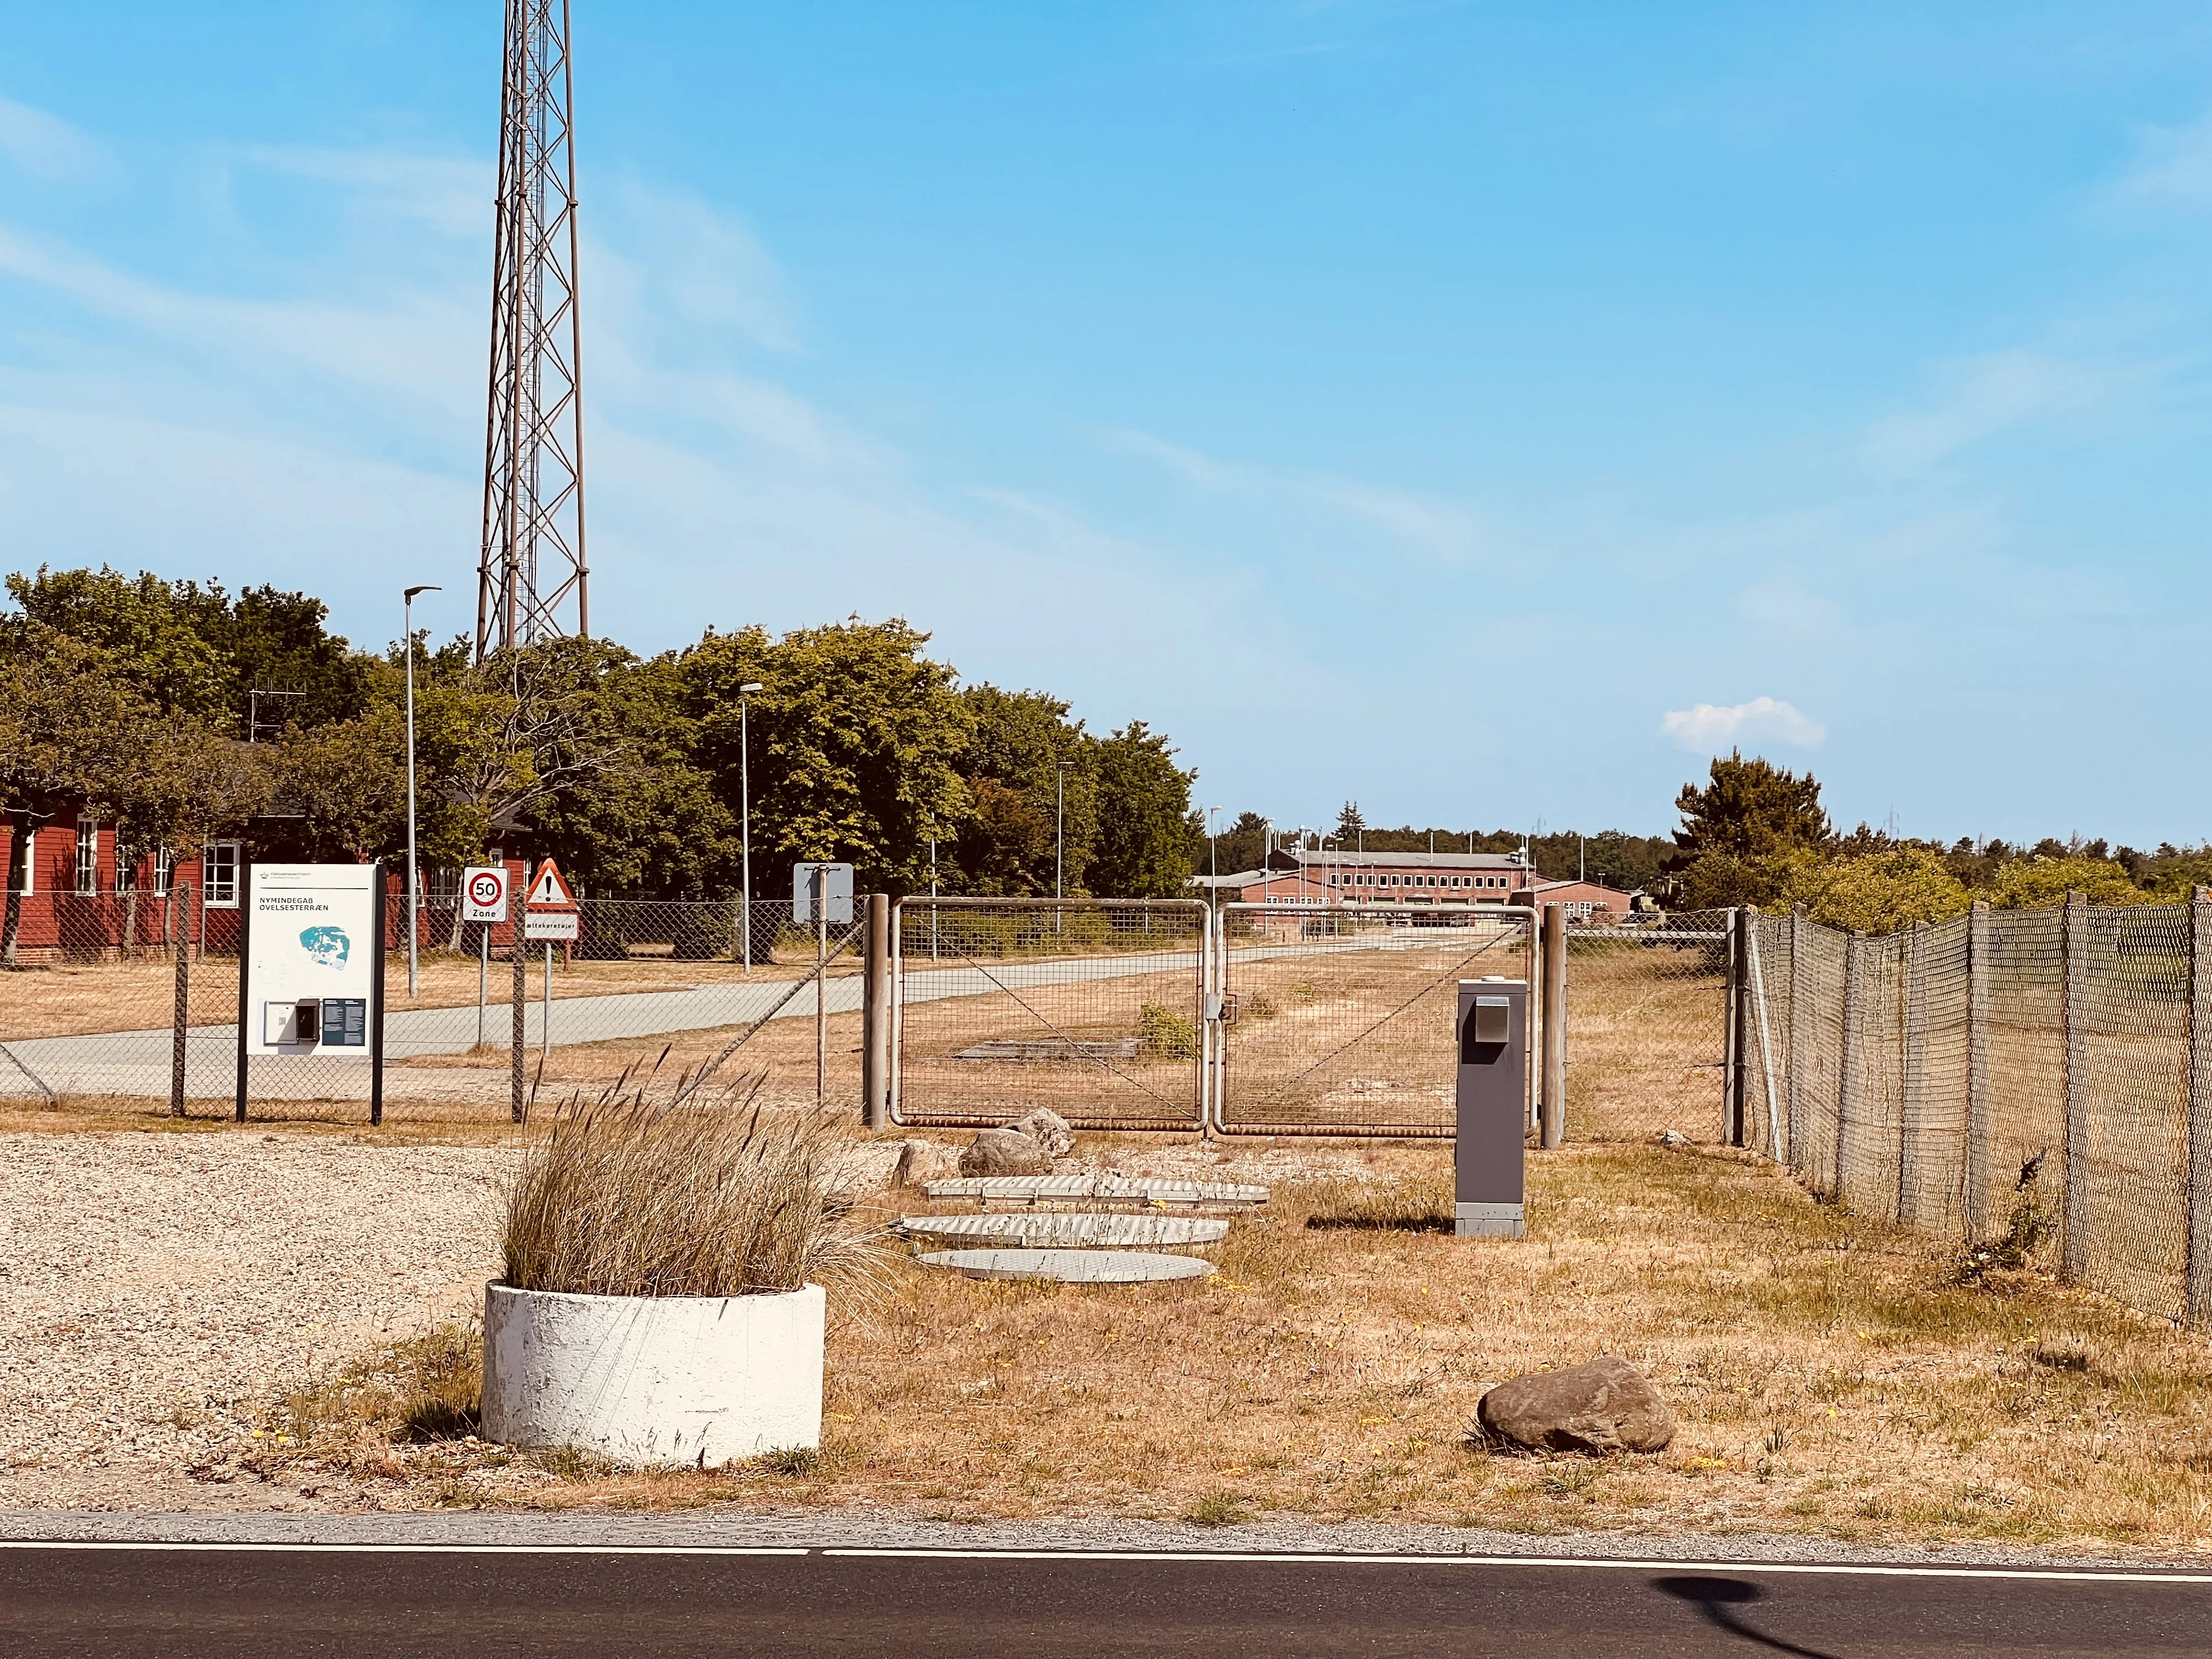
[1670,751,2212,933]
[0,566,1202,902]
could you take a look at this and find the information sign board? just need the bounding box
[793,861,855,925]
[242,865,382,1057]
[523,910,580,941]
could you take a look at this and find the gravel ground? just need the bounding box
[0,1132,512,1511]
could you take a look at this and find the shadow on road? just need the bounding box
[1650,1576,1838,1658]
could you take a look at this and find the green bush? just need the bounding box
[1138,1001,1198,1059]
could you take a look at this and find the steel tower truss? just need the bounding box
[476,0,588,658]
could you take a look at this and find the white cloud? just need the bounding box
[1660,697,1825,753]
[0,96,105,184]
[2113,109,2212,209]
[1858,349,2112,473]
[1095,425,1483,562]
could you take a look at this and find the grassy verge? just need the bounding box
[216,1141,2212,1549]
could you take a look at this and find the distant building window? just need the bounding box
[152,847,174,896]
[76,820,99,895]
[204,842,241,908]
[14,828,32,895]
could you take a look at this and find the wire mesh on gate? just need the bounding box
[1215,902,1532,1137]
[1561,910,1731,1143]
[890,898,1206,1132]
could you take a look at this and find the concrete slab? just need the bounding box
[919,1174,1269,1208]
[916,1249,1216,1283]
[894,1212,1231,1248]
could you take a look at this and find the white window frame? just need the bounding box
[75,819,100,895]
[13,828,30,895]
[204,841,241,909]
[152,847,174,896]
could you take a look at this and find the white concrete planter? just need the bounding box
[482,1280,825,1468]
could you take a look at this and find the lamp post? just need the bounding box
[738,681,764,970]
[402,584,441,997]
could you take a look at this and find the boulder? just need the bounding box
[1476,1355,1674,1455]
[959,1128,1052,1177]
[1007,1108,1076,1159]
[891,1139,961,1188]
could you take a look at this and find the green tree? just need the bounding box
[952,685,1094,895]
[682,619,971,893]
[1984,856,2149,910]
[1334,801,1366,844]
[1780,848,1972,933]
[1674,751,1831,858]
[1087,721,1197,898]
[1212,810,1269,876]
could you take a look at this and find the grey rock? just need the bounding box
[1007,1108,1076,1158]
[958,1128,1052,1177]
[891,1139,961,1188]
[1476,1355,1674,1455]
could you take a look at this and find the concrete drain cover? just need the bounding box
[897,1213,1231,1248]
[921,1175,1269,1209]
[918,1249,1216,1283]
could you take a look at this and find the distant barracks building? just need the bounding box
[1192,848,1636,920]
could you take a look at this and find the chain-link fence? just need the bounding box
[890,898,1206,1132]
[1215,902,1533,1137]
[0,882,867,1123]
[1748,896,2212,1329]
[1561,910,1732,1143]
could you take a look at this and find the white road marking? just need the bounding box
[0,1539,2205,1582]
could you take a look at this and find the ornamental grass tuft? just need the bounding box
[501,1059,881,1299]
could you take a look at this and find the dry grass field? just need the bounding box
[227,1133,2212,1553]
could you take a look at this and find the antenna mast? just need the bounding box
[477,0,588,659]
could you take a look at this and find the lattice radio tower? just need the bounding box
[476,0,589,659]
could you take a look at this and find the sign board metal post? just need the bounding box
[794,862,855,1111]
[462,866,510,1054]
[510,881,526,1124]
[523,859,580,1098]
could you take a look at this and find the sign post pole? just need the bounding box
[233,862,252,1125]
[817,878,827,1109]
[461,866,510,1057]
[478,927,489,1051]
[511,882,526,1124]
[369,862,387,1127]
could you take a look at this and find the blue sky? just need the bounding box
[3,4,2211,845]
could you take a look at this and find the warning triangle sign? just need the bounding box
[526,858,577,910]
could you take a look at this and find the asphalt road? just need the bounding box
[3,1545,2208,1657]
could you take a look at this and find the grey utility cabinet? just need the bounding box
[1454,977,1528,1238]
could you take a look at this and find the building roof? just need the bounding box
[1271,848,1532,872]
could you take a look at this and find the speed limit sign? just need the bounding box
[461,865,510,923]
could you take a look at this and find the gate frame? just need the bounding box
[1209,900,1536,1138]
[887,895,1209,1132]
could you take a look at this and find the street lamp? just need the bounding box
[738,682,764,970]
[402,584,441,997]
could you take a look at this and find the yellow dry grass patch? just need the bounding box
[262,1140,2212,1550]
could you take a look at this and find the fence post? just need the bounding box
[862,893,891,1130]
[2063,889,2090,1282]
[2189,888,2212,1330]
[1899,920,1928,1229]
[1721,909,1741,1145]
[1787,905,1809,1173]
[1539,902,1566,1149]
[1838,932,1864,1203]
[169,882,190,1117]
[1967,900,1991,1240]
[510,883,526,1124]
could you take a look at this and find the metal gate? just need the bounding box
[889,897,1206,1132]
[1211,901,1534,1137]
[1562,910,1733,1142]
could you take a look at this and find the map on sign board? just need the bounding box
[793,861,855,925]
[461,865,510,923]
[526,858,577,910]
